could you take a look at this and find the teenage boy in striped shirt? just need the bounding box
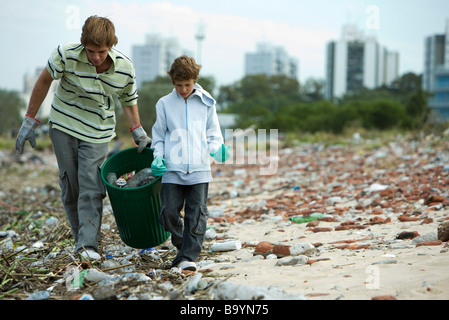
[15,16,151,261]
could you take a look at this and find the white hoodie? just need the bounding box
[151,83,223,174]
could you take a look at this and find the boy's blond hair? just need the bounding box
[168,56,201,83]
[80,16,118,47]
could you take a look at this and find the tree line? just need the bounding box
[216,72,430,134]
[0,72,432,139]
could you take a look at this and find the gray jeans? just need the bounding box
[159,183,209,267]
[49,126,108,253]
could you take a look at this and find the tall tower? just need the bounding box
[195,20,206,64]
[325,24,399,100]
[445,18,449,67]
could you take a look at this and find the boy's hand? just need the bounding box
[151,156,167,176]
[130,125,152,153]
[210,144,231,163]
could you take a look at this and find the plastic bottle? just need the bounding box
[120,171,135,180]
[210,240,242,252]
[26,290,50,300]
[106,172,118,187]
[124,168,155,188]
[289,212,325,224]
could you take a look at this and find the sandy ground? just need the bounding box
[204,192,449,300]
[201,132,449,300]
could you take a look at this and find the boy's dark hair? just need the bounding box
[80,15,118,47]
[167,56,201,83]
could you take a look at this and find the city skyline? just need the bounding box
[1,0,448,93]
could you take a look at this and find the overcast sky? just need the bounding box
[1,0,448,92]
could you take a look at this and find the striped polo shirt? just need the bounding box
[46,42,138,143]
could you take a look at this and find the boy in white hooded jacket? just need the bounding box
[151,56,230,271]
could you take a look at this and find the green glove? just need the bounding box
[210,144,231,163]
[151,156,167,176]
[16,114,40,154]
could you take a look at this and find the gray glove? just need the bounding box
[130,125,152,153]
[16,115,40,154]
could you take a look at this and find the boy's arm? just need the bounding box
[26,69,54,118]
[15,69,54,154]
[122,104,141,129]
[122,104,152,153]
[206,104,224,154]
[150,100,167,158]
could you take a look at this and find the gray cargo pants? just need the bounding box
[49,126,108,254]
[159,183,209,268]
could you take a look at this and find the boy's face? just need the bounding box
[85,44,112,67]
[174,79,196,99]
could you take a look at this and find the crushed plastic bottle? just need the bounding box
[107,168,156,189]
[124,168,156,188]
[106,172,118,187]
[26,290,50,300]
[289,212,325,224]
[210,280,306,300]
[185,273,205,295]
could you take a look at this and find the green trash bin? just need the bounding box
[101,147,170,249]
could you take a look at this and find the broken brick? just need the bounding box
[368,216,391,225]
[272,244,291,257]
[311,227,333,233]
[398,215,421,222]
[396,231,420,239]
[254,241,273,255]
[416,240,443,247]
[371,295,397,300]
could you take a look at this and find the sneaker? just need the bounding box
[80,249,101,260]
[178,260,197,272]
[160,238,176,251]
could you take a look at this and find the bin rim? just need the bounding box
[101,147,161,190]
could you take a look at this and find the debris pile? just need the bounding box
[1,131,449,300]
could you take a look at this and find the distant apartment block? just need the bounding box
[245,42,299,79]
[325,24,399,100]
[423,19,449,119]
[22,67,57,118]
[132,34,192,88]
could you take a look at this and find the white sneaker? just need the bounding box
[80,249,101,260]
[178,260,197,271]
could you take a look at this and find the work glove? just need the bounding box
[210,144,231,163]
[151,156,167,176]
[15,114,40,154]
[130,125,152,153]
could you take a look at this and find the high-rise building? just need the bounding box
[423,19,449,119]
[325,24,399,100]
[21,67,58,118]
[244,42,298,79]
[132,34,192,88]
